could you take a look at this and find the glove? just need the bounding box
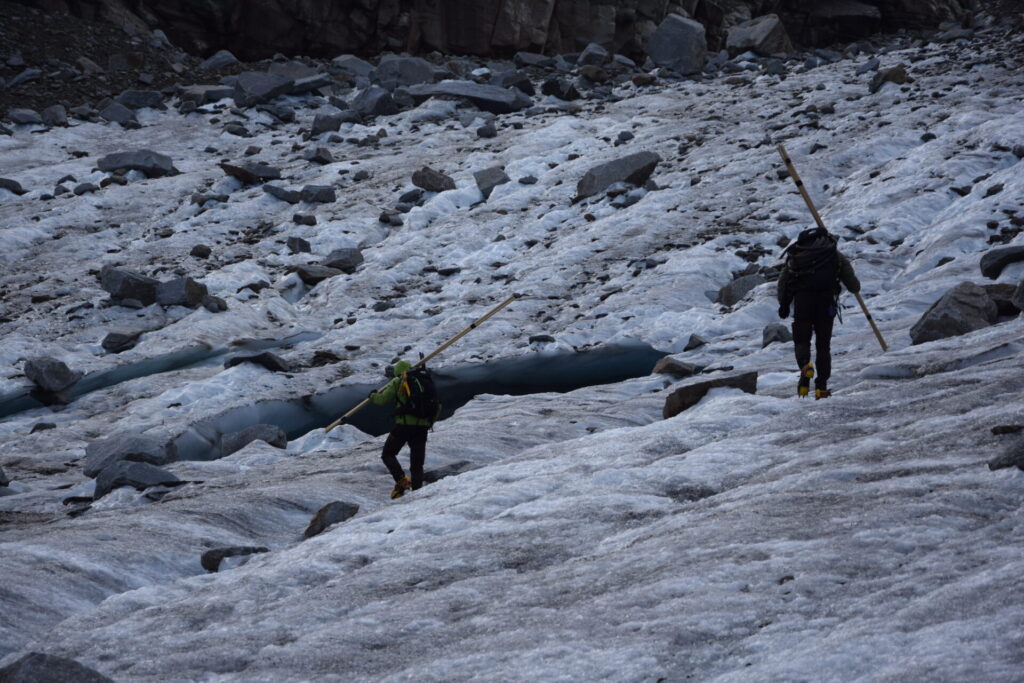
[778,304,790,319]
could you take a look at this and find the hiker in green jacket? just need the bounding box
[368,359,442,499]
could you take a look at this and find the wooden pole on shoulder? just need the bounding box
[324,294,520,432]
[776,144,888,352]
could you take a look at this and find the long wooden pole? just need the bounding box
[776,144,888,352]
[324,293,520,432]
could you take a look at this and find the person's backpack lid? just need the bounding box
[797,226,832,245]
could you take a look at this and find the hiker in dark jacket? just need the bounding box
[777,227,860,399]
[368,359,441,499]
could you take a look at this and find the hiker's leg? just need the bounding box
[813,309,835,388]
[408,427,428,490]
[381,428,409,482]
[792,293,814,370]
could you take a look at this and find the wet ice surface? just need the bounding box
[1,21,1024,682]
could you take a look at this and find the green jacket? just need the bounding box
[368,360,439,427]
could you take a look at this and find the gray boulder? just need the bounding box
[288,236,311,254]
[200,49,239,71]
[233,71,294,107]
[311,113,342,136]
[24,357,83,394]
[304,500,360,538]
[102,329,143,353]
[762,322,793,348]
[94,460,180,499]
[646,14,706,75]
[296,265,342,285]
[988,439,1024,471]
[491,70,534,96]
[116,90,164,109]
[577,42,611,66]
[219,162,281,185]
[0,652,112,682]
[0,178,27,195]
[7,68,42,88]
[84,434,177,478]
[474,166,511,199]
[869,64,909,94]
[324,248,364,273]
[97,150,178,178]
[98,101,137,124]
[726,14,793,57]
[40,104,68,127]
[663,371,758,419]
[540,76,580,101]
[224,352,290,373]
[303,147,335,165]
[575,151,661,201]
[220,424,288,457]
[372,56,436,89]
[156,277,208,308]
[716,273,766,306]
[412,166,456,192]
[179,84,235,104]
[351,85,399,117]
[264,184,301,204]
[652,357,701,377]
[406,81,532,114]
[909,281,999,345]
[100,266,159,305]
[333,55,374,78]
[684,334,709,351]
[7,108,43,125]
[980,246,1024,279]
[201,546,269,572]
[301,185,336,203]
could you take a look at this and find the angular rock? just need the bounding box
[351,85,399,117]
[200,49,239,71]
[219,162,281,185]
[220,423,287,457]
[0,465,7,487]
[287,236,311,254]
[762,322,792,347]
[98,101,137,124]
[97,150,178,178]
[726,14,793,57]
[311,113,342,136]
[540,76,580,101]
[24,357,82,393]
[156,277,208,308]
[477,123,497,138]
[333,55,375,78]
[909,281,999,345]
[578,42,611,66]
[7,108,43,125]
[663,371,758,419]
[869,64,909,94]
[0,178,27,195]
[40,104,68,127]
[102,329,143,353]
[180,84,235,105]
[514,52,555,68]
[716,273,766,306]
[8,68,42,88]
[983,283,1021,317]
[412,166,456,192]
[264,184,301,204]
[94,460,180,499]
[84,433,177,478]
[652,357,701,376]
[224,352,290,373]
[303,147,335,165]
[233,71,294,107]
[74,182,99,196]
[988,440,1024,471]
[575,151,661,201]
[646,14,706,75]
[301,185,336,203]
[684,334,709,351]
[1013,279,1024,313]
[0,652,112,683]
[324,248,364,273]
[372,56,436,89]
[305,500,360,538]
[296,264,341,285]
[100,266,159,305]
[202,295,228,313]
[474,166,511,199]
[491,70,534,96]
[979,246,1024,279]
[406,81,532,114]
[201,546,269,572]
[293,213,317,226]
[116,90,164,109]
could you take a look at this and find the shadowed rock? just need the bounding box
[324,248,364,273]
[726,14,793,57]
[0,652,112,682]
[980,246,1024,279]
[296,264,342,285]
[116,90,164,109]
[102,329,143,353]
[910,281,999,345]
[653,357,701,377]
[412,166,456,192]
[94,460,180,499]
[716,273,766,306]
[98,101,137,124]
[201,546,270,572]
[220,162,282,185]
[264,184,301,203]
[575,151,661,201]
[663,371,758,419]
[406,81,532,114]
[646,14,706,75]
[84,434,178,478]
[988,439,1024,471]
[762,322,792,347]
[233,71,294,107]
[372,56,436,89]
[100,266,159,305]
[156,277,208,308]
[0,178,27,195]
[305,500,360,538]
[220,424,287,458]
[351,85,399,117]
[7,108,43,125]
[301,185,336,203]
[24,357,82,394]
[0,465,8,486]
[225,352,291,373]
[474,166,511,199]
[98,150,178,178]
[200,49,239,70]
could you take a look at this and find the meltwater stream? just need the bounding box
[174,343,668,460]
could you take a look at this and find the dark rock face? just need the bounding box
[201,546,270,572]
[220,424,288,458]
[83,434,178,478]
[305,500,360,538]
[909,281,999,345]
[94,460,180,499]
[663,371,758,419]
[575,151,661,201]
[0,652,113,683]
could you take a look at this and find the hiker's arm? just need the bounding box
[369,378,399,405]
[838,253,861,293]
[777,266,793,305]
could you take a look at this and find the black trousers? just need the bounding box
[791,292,836,389]
[381,424,428,489]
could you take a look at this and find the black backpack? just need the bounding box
[395,367,441,424]
[785,227,840,294]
